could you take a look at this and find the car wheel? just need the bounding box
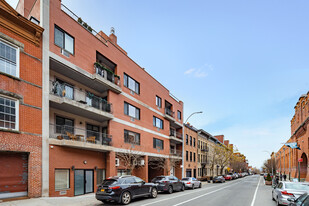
[121,191,131,205]
[150,187,158,198]
[101,200,109,204]
[199,183,202,188]
[276,196,280,206]
[272,192,275,201]
[168,185,173,194]
[181,184,185,191]
[192,184,195,190]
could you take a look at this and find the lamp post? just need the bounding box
[182,111,203,178]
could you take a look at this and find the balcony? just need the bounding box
[170,149,182,156]
[49,124,113,151]
[49,80,113,122]
[49,57,122,94]
[169,130,183,143]
[164,108,175,121]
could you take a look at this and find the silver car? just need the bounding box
[181,177,202,189]
[272,182,309,205]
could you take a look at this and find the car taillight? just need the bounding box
[162,181,168,183]
[187,182,191,184]
[109,186,120,190]
[281,191,294,196]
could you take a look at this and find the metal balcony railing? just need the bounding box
[50,80,112,113]
[201,148,209,152]
[94,63,121,86]
[170,149,182,156]
[165,108,175,118]
[169,130,183,139]
[50,124,112,146]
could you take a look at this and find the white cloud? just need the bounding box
[184,63,214,78]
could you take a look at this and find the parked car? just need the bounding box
[213,176,226,183]
[224,175,232,181]
[151,176,185,194]
[96,175,158,205]
[287,192,309,206]
[181,177,202,189]
[272,182,309,206]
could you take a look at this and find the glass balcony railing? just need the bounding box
[49,124,112,146]
[165,108,175,118]
[50,80,112,113]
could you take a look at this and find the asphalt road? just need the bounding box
[2,175,277,206]
[107,175,276,206]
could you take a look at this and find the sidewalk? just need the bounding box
[0,194,101,206]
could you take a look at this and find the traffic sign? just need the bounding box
[298,158,303,162]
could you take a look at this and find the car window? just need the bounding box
[102,179,118,186]
[182,178,190,181]
[124,177,135,184]
[134,177,144,183]
[277,183,283,189]
[301,196,309,206]
[193,178,197,181]
[169,177,176,180]
[296,193,308,204]
[152,177,165,181]
[285,183,309,190]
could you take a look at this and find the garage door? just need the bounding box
[0,152,28,199]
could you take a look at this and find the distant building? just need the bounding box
[183,123,198,177]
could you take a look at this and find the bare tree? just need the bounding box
[230,155,247,173]
[263,157,276,174]
[116,145,146,173]
[213,144,234,175]
[148,154,182,175]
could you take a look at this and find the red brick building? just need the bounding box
[0,0,43,199]
[276,92,309,181]
[16,0,183,197]
[183,124,198,178]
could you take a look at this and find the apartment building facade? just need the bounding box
[183,124,198,178]
[16,0,183,197]
[0,0,43,199]
[276,92,309,182]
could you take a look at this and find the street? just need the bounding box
[2,175,277,206]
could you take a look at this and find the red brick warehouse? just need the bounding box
[0,0,43,200]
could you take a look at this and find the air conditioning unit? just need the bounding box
[115,158,119,167]
[140,159,145,166]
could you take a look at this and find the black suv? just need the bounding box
[96,175,158,205]
[151,176,185,194]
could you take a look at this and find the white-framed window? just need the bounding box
[54,25,74,55]
[0,39,19,78]
[153,116,163,129]
[124,129,140,145]
[124,102,140,120]
[55,169,70,190]
[0,96,19,130]
[156,96,162,108]
[124,73,140,94]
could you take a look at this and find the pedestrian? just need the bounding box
[276,175,279,185]
[280,173,282,181]
[283,174,287,181]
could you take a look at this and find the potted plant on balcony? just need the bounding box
[77,17,83,24]
[265,173,272,185]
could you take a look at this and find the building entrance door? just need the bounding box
[74,170,93,196]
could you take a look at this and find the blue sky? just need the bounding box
[7,0,309,168]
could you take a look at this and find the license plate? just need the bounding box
[101,189,105,192]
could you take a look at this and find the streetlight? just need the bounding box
[263,150,274,176]
[182,111,203,178]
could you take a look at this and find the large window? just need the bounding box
[55,116,74,134]
[190,152,192,162]
[54,25,74,54]
[186,151,188,161]
[156,96,162,108]
[124,73,140,94]
[193,138,196,147]
[177,110,181,120]
[124,129,140,145]
[124,102,140,120]
[0,40,19,77]
[55,169,70,190]
[190,136,192,146]
[153,116,163,129]
[0,96,18,130]
[153,138,164,150]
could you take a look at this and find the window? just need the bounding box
[86,124,100,140]
[55,169,70,190]
[156,96,162,108]
[0,96,18,130]
[117,169,131,177]
[134,177,144,183]
[124,130,140,145]
[190,136,192,146]
[124,73,140,94]
[0,40,19,77]
[153,116,164,129]
[96,169,105,186]
[193,138,196,147]
[198,140,200,149]
[153,138,164,150]
[186,151,188,161]
[190,152,192,162]
[186,134,188,145]
[55,116,74,134]
[177,110,181,120]
[124,102,140,120]
[54,25,74,54]
[194,153,196,162]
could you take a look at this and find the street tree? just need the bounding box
[116,145,146,173]
[213,144,234,175]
